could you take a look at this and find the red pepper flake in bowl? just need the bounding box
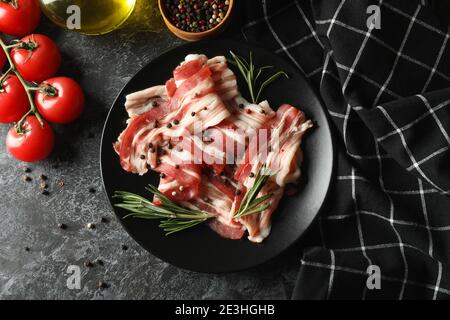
[164,0,230,33]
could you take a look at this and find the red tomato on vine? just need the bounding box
[0,75,29,123]
[35,77,85,124]
[6,115,54,162]
[0,0,41,37]
[11,34,61,83]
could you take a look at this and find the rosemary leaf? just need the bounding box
[255,71,289,103]
[234,166,273,219]
[229,51,289,104]
[113,185,213,235]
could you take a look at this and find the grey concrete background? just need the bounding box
[0,1,303,299]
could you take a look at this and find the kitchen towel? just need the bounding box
[239,0,450,299]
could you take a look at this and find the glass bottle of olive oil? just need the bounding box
[39,0,136,35]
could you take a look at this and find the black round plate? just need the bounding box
[100,39,334,273]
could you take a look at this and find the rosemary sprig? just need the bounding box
[234,166,273,219]
[113,185,213,235]
[229,51,289,104]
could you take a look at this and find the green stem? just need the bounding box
[0,38,44,130]
[0,66,12,85]
[5,43,20,49]
[26,86,41,92]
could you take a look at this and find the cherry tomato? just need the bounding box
[0,0,41,37]
[35,77,85,124]
[0,75,29,123]
[11,34,61,83]
[6,115,54,162]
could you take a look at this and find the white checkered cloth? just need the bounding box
[239,0,450,299]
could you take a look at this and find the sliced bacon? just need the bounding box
[174,58,205,82]
[124,85,168,117]
[181,174,245,240]
[165,78,177,97]
[208,219,245,240]
[156,175,199,203]
[235,104,313,188]
[114,105,167,174]
[114,54,312,243]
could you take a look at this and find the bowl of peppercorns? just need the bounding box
[159,0,234,41]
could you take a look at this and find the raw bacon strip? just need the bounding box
[165,79,177,97]
[208,219,245,240]
[207,56,239,102]
[235,104,312,188]
[156,175,199,203]
[174,57,206,83]
[235,104,312,242]
[180,174,245,240]
[230,98,275,134]
[114,106,166,174]
[124,85,168,117]
[264,105,313,186]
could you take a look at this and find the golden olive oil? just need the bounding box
[39,0,136,35]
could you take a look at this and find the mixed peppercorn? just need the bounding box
[164,0,230,33]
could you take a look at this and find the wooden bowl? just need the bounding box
[158,0,234,42]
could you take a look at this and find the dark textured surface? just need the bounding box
[0,3,300,300]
